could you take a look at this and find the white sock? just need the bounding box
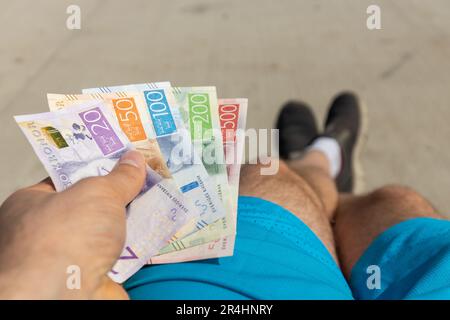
[307,137,342,178]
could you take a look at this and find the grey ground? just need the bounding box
[1,0,449,215]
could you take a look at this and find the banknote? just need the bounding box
[149,98,248,263]
[48,92,170,178]
[149,235,235,264]
[219,98,248,221]
[14,102,194,282]
[153,87,235,257]
[82,83,226,237]
[172,87,230,202]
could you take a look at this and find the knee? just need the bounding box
[239,160,326,213]
[241,159,289,179]
[239,160,310,196]
[369,184,435,212]
[371,184,418,200]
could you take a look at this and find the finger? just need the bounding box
[28,177,56,193]
[102,150,146,205]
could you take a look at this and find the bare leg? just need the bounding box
[240,153,338,261]
[288,151,338,219]
[334,185,445,278]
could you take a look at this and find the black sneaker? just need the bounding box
[276,101,319,160]
[322,92,363,193]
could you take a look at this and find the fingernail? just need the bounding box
[119,150,144,169]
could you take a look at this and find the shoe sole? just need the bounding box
[353,98,369,194]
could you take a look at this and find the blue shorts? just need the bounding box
[124,196,450,300]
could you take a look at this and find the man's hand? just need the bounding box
[0,150,146,299]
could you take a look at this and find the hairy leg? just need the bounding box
[240,153,338,261]
[287,151,338,219]
[334,185,445,278]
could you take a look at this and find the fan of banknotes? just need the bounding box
[14,82,247,283]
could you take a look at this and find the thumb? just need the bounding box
[103,150,146,205]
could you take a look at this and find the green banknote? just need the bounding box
[155,87,234,256]
[149,98,247,264]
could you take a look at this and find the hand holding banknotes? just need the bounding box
[10,82,248,295]
[0,150,145,299]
